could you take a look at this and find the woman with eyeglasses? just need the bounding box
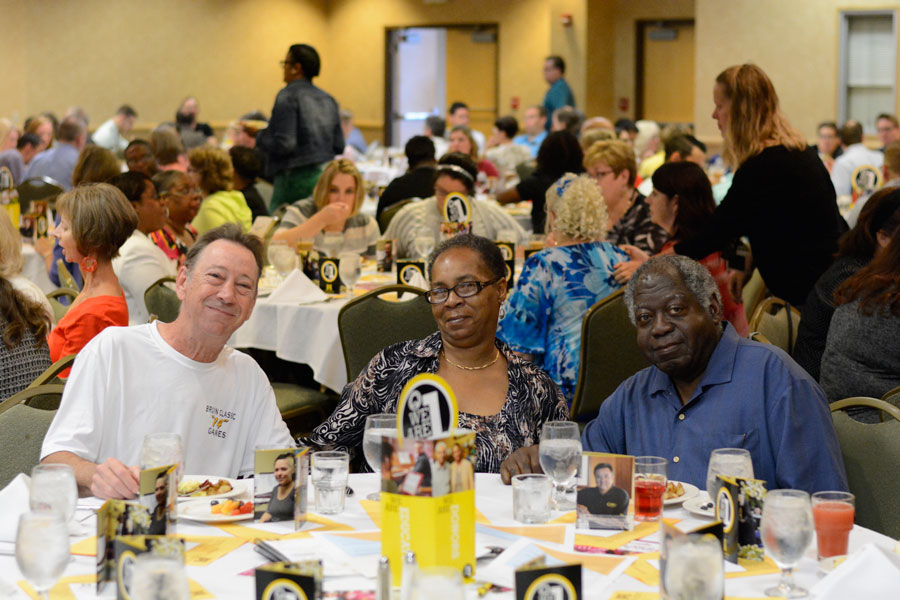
[498,173,626,404]
[306,234,568,473]
[583,139,668,254]
[149,171,203,261]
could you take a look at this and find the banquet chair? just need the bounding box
[830,397,900,539]
[748,296,800,355]
[338,284,438,381]
[748,331,773,345]
[741,268,767,320]
[880,385,900,408]
[0,404,58,489]
[570,290,650,423]
[46,287,78,322]
[377,198,416,233]
[0,383,65,417]
[27,355,76,389]
[16,176,64,215]
[56,259,81,291]
[144,277,180,323]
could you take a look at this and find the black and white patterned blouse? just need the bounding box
[308,332,569,473]
[606,192,669,254]
[1,326,51,401]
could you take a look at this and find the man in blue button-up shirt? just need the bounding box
[501,256,848,495]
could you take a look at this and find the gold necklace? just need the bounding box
[441,349,501,371]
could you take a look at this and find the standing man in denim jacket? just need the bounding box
[257,44,344,212]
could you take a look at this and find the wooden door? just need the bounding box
[639,21,695,124]
[445,27,498,145]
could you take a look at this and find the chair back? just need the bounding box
[46,288,78,322]
[748,296,800,355]
[571,289,650,422]
[16,176,64,215]
[0,383,65,416]
[831,397,900,538]
[0,404,58,489]
[56,259,80,291]
[378,198,415,233]
[144,277,180,323]
[338,285,438,381]
[741,268,767,320]
[28,355,75,388]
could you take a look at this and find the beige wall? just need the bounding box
[694,0,900,141]
[0,0,327,130]
[324,0,558,142]
[612,0,696,120]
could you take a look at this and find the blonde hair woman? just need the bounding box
[673,63,843,306]
[272,158,379,255]
[48,183,138,374]
[188,146,252,234]
[498,173,628,403]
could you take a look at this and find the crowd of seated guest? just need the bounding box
[8,53,900,510]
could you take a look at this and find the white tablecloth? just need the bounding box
[230,295,350,393]
[0,474,895,599]
[20,243,56,294]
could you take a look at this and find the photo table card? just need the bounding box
[114,535,186,600]
[575,453,635,531]
[515,563,582,600]
[254,446,310,528]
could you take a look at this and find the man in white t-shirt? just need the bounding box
[41,224,293,498]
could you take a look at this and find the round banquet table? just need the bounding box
[0,473,894,599]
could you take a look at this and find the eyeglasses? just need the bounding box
[426,277,502,304]
[590,169,614,179]
[279,60,294,68]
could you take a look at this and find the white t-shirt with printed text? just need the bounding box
[41,322,293,477]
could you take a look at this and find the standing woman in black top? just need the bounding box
[674,64,844,306]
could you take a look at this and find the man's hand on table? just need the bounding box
[500,446,544,484]
[91,458,139,499]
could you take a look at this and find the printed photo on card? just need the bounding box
[254,447,309,527]
[138,464,176,535]
[575,453,634,530]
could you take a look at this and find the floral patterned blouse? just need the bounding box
[498,242,627,404]
[308,332,569,473]
[606,192,669,254]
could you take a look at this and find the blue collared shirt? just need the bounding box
[582,323,848,494]
[24,142,80,190]
[512,131,547,158]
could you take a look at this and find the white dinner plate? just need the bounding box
[663,481,699,505]
[683,493,716,518]
[178,498,253,523]
[177,475,245,501]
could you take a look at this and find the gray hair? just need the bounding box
[624,255,722,324]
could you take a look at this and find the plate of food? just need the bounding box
[177,475,244,501]
[178,498,254,523]
[683,494,716,518]
[663,481,699,505]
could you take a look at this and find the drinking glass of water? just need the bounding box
[140,433,183,481]
[706,448,754,499]
[16,512,70,600]
[537,421,581,510]
[664,533,724,600]
[761,489,814,598]
[29,464,77,525]
[311,451,350,515]
[266,240,298,279]
[362,413,397,500]
[412,228,435,260]
[338,252,363,294]
[129,555,189,600]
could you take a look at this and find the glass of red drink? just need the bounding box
[811,491,855,559]
[634,456,667,522]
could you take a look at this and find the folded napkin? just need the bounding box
[405,268,428,291]
[0,473,31,542]
[266,269,328,305]
[811,542,900,598]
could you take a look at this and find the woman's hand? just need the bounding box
[318,202,352,228]
[612,244,650,284]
